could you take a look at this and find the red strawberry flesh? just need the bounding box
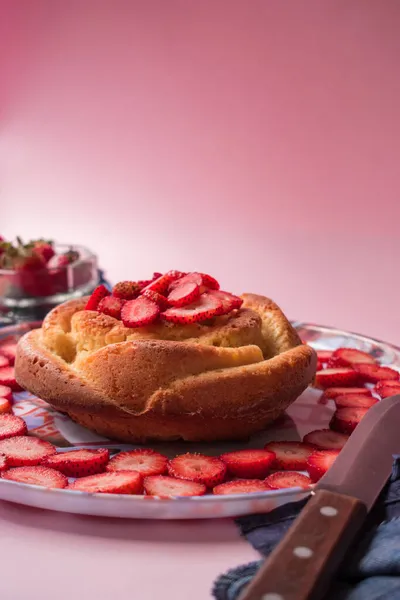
[307,450,340,482]
[167,453,226,487]
[265,471,311,490]
[144,475,206,498]
[220,449,276,479]
[354,363,400,383]
[141,289,169,310]
[107,449,168,477]
[85,285,110,311]
[303,429,349,450]
[321,387,372,400]
[0,385,12,401]
[0,414,27,439]
[334,394,378,409]
[0,436,56,466]
[43,448,110,478]
[167,281,201,307]
[98,296,124,320]
[121,296,160,328]
[0,342,17,365]
[208,290,243,314]
[0,356,9,368]
[0,367,23,391]
[315,368,361,389]
[0,453,8,471]
[264,441,315,470]
[1,465,68,489]
[213,479,270,495]
[330,406,369,434]
[69,471,143,494]
[161,293,222,324]
[375,380,400,399]
[329,348,376,368]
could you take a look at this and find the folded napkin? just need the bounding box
[213,456,400,600]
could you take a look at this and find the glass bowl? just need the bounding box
[0,244,100,323]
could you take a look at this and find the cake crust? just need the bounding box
[15,293,317,442]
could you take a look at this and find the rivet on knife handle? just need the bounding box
[238,489,367,600]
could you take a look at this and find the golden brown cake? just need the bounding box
[15,282,316,442]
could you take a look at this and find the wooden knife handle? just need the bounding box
[238,489,367,600]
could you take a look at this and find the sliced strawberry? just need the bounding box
[219,449,276,479]
[143,271,185,295]
[1,465,68,489]
[0,341,17,365]
[264,441,315,470]
[0,355,9,368]
[97,296,124,320]
[375,380,400,396]
[167,453,226,488]
[85,284,110,310]
[334,394,378,409]
[314,368,361,389]
[208,290,243,314]
[112,281,141,300]
[167,281,201,307]
[168,272,203,291]
[141,289,169,310]
[107,449,168,477]
[0,414,27,439]
[307,450,340,482]
[354,363,400,383]
[316,350,333,364]
[0,398,12,414]
[0,367,23,391]
[42,448,110,477]
[69,471,143,494]
[375,380,400,399]
[328,348,376,368]
[144,475,206,498]
[0,453,8,471]
[199,273,220,290]
[121,296,160,328]
[213,479,270,495]
[265,471,311,490]
[321,387,372,400]
[303,429,349,450]
[161,293,222,324]
[0,436,56,466]
[330,406,369,434]
[0,384,12,401]
[316,360,323,371]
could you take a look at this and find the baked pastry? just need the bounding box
[15,271,317,442]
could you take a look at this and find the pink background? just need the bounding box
[1,2,400,598]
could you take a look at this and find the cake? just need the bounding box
[15,271,317,442]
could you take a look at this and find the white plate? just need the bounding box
[0,321,398,519]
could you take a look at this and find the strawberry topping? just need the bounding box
[161,293,222,324]
[121,296,160,328]
[43,448,110,478]
[85,285,110,311]
[167,281,201,307]
[69,471,143,495]
[97,296,124,320]
[112,281,141,300]
[334,394,378,409]
[141,289,170,310]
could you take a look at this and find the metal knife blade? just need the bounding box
[239,394,400,600]
[317,393,400,510]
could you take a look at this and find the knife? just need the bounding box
[238,393,400,600]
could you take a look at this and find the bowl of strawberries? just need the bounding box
[0,236,100,322]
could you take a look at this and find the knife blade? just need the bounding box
[238,394,400,600]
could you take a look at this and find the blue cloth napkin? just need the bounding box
[213,456,400,600]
